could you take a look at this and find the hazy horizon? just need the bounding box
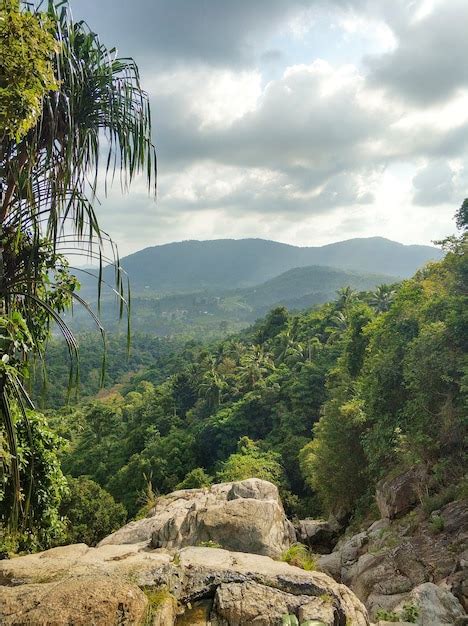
[65,0,466,257]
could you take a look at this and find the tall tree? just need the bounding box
[0,0,156,531]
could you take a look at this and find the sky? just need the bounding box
[71,0,467,256]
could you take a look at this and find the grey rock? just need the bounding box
[376,466,426,520]
[99,478,296,558]
[394,582,465,625]
[295,518,340,554]
[0,544,370,626]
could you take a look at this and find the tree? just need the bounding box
[60,476,127,546]
[0,0,58,142]
[216,436,286,488]
[336,286,358,310]
[369,284,396,313]
[0,0,156,533]
[455,198,468,231]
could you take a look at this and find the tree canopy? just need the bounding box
[0,0,156,537]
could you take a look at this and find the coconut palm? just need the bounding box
[0,1,156,528]
[336,286,358,310]
[369,284,396,313]
[239,346,275,388]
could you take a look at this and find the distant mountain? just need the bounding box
[93,237,442,295]
[77,264,397,339]
[239,265,396,314]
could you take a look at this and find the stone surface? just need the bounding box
[394,582,465,625]
[295,518,340,554]
[100,478,296,558]
[375,466,426,520]
[0,544,369,626]
[318,499,468,622]
[0,576,149,625]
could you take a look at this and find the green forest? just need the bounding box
[0,0,466,572]
[3,220,466,553]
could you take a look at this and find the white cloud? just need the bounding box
[70,0,466,255]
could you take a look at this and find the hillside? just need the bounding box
[71,264,396,338]
[88,237,442,295]
[240,265,395,314]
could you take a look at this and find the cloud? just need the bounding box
[63,0,463,254]
[412,158,468,206]
[367,0,468,104]
[72,0,317,68]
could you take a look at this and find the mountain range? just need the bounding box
[96,236,442,295]
[73,237,443,338]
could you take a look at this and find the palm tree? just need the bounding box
[239,346,275,388]
[369,284,396,313]
[336,286,358,310]
[0,1,156,529]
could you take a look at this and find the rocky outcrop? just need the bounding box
[318,499,468,623]
[295,517,341,554]
[0,543,369,625]
[0,480,369,625]
[0,576,149,626]
[394,582,465,625]
[375,466,426,520]
[100,478,296,558]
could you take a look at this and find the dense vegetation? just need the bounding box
[73,264,397,339]
[0,1,465,563]
[33,228,463,546]
[0,0,155,550]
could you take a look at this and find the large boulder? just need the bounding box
[0,543,370,626]
[394,582,465,625]
[376,466,426,520]
[0,576,149,626]
[100,478,296,558]
[295,517,341,554]
[318,500,468,622]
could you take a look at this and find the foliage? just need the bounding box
[428,514,444,534]
[0,0,156,542]
[0,410,67,553]
[216,436,286,486]
[455,198,468,231]
[303,230,467,517]
[280,543,316,570]
[48,229,465,529]
[0,0,58,142]
[197,540,222,548]
[177,467,213,490]
[59,476,126,546]
[375,603,419,623]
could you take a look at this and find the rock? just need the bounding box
[175,546,369,625]
[149,592,177,625]
[295,518,340,554]
[0,544,370,626]
[212,581,325,625]
[450,549,468,611]
[212,582,335,625]
[394,582,465,625]
[376,466,426,520]
[317,551,342,581]
[317,499,468,622]
[0,576,149,625]
[100,478,296,558]
[376,622,415,626]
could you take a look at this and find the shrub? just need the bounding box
[60,476,127,546]
[177,467,212,490]
[280,543,316,571]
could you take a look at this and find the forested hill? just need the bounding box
[50,232,465,529]
[239,265,395,314]
[92,237,442,295]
